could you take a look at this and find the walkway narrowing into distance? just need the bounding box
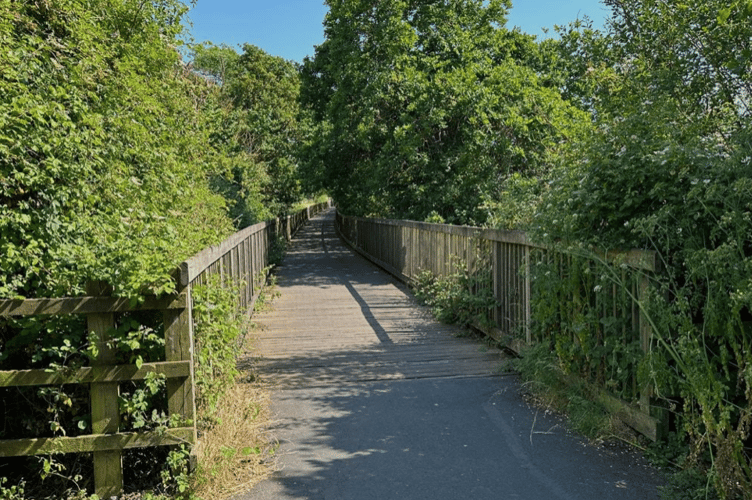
[237,209,663,500]
[252,208,505,387]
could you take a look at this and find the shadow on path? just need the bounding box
[234,209,664,500]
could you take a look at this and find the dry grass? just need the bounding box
[186,274,280,499]
[190,377,278,500]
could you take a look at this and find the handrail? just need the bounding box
[335,210,662,441]
[178,200,331,313]
[0,199,331,497]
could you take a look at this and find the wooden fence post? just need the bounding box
[524,246,532,344]
[86,281,122,499]
[638,273,653,414]
[164,287,197,441]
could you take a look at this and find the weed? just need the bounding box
[190,380,276,499]
[412,254,498,330]
[252,271,280,314]
[658,467,721,500]
[514,343,614,441]
[0,478,25,500]
[268,235,287,267]
[645,432,689,470]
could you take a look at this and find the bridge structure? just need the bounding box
[238,208,663,500]
[0,202,664,498]
[251,209,504,387]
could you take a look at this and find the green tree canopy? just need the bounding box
[192,43,308,225]
[300,0,589,226]
[0,0,234,299]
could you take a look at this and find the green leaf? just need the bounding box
[718,7,732,24]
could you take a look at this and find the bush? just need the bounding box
[514,343,612,441]
[413,254,498,330]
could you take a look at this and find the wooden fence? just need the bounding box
[335,211,664,440]
[0,201,330,498]
[336,213,541,341]
[177,202,331,310]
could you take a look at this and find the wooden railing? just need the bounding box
[177,201,331,309]
[335,213,541,340]
[0,284,196,499]
[0,201,330,497]
[335,211,663,440]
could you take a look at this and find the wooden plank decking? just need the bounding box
[247,209,507,388]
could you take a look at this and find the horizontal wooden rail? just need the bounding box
[0,427,196,458]
[0,291,188,317]
[347,216,659,272]
[360,216,539,246]
[177,220,272,287]
[0,361,191,387]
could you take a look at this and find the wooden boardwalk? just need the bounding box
[248,208,507,388]
[236,209,665,500]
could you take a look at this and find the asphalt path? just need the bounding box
[235,210,664,500]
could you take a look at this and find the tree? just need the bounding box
[535,2,752,496]
[300,0,588,226]
[191,41,240,84]
[192,43,307,225]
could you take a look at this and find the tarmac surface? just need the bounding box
[234,209,664,500]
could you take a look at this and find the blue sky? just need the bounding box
[185,1,612,63]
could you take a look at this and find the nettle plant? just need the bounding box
[413,250,499,331]
[531,0,752,494]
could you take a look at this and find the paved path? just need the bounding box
[235,209,663,500]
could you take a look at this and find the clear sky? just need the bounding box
[185,1,612,63]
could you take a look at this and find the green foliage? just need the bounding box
[1,315,88,370]
[481,173,542,230]
[413,254,498,329]
[0,0,234,300]
[159,446,194,499]
[0,477,25,500]
[191,42,240,84]
[645,431,691,470]
[191,42,308,226]
[514,343,612,440]
[529,250,647,402]
[268,235,288,268]
[532,2,752,497]
[119,372,168,432]
[300,0,589,225]
[659,467,721,500]
[191,278,245,423]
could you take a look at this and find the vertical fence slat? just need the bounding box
[524,246,532,343]
[86,281,123,498]
[164,288,197,436]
